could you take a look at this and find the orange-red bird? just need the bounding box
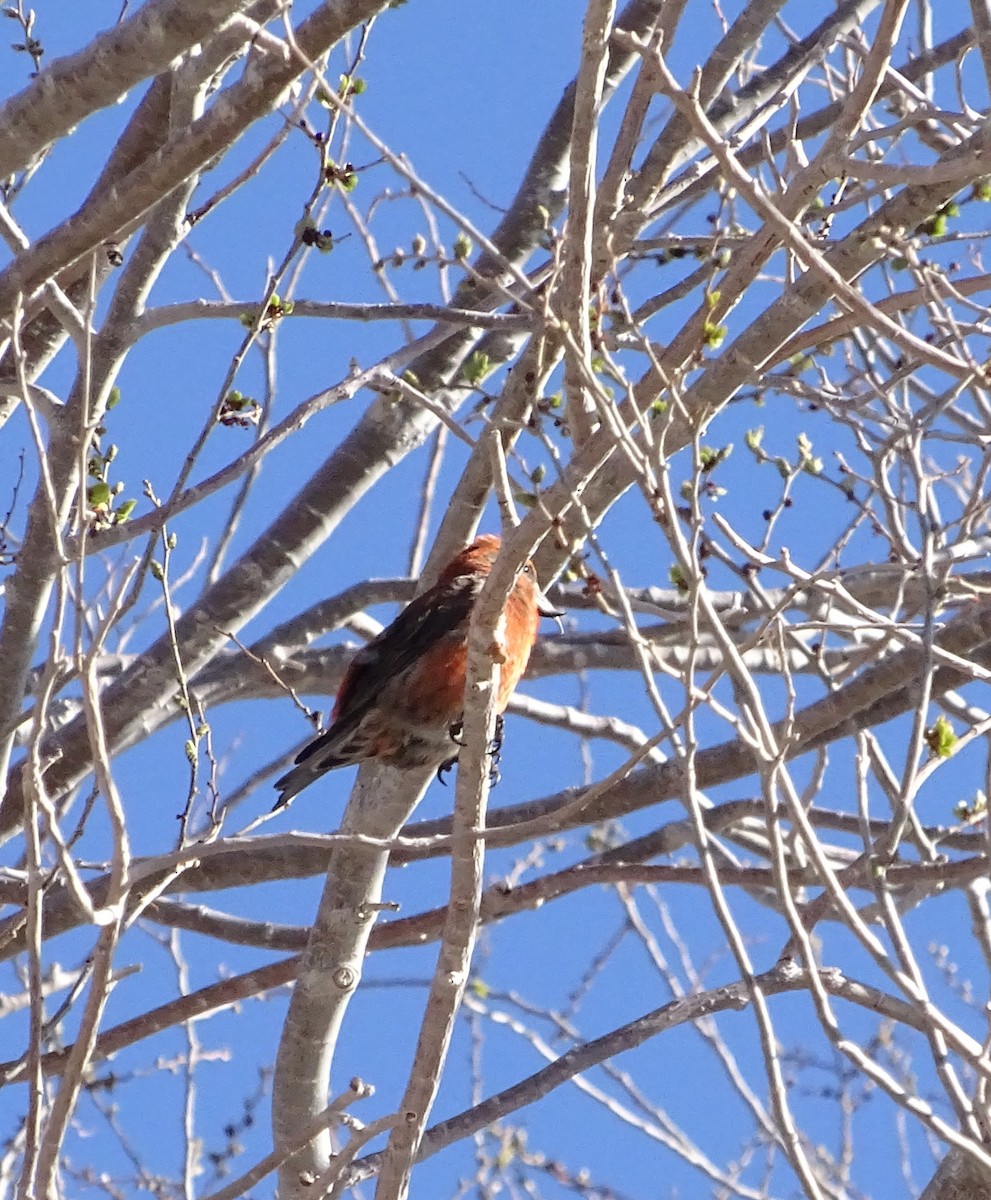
[274,535,561,806]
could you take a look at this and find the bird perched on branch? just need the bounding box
[273,534,562,807]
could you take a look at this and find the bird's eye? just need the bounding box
[522,563,534,576]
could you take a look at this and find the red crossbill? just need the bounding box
[274,535,561,806]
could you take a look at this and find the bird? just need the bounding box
[273,534,562,806]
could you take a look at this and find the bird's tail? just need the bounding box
[272,760,325,809]
[272,725,355,809]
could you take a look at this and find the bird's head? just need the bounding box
[442,534,564,629]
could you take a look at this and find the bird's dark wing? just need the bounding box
[272,574,479,806]
[319,574,478,743]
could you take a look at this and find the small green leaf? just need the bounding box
[745,426,764,451]
[918,210,949,238]
[88,482,111,508]
[338,73,367,98]
[463,351,492,386]
[299,221,337,252]
[453,233,472,260]
[925,715,956,759]
[698,444,732,472]
[702,321,727,349]
[797,433,823,475]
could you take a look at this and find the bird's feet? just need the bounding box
[490,713,505,760]
[437,714,505,785]
[437,752,458,785]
